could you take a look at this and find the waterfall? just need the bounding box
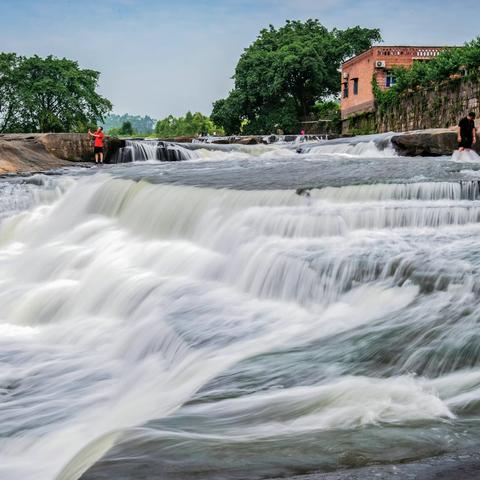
[1,137,480,480]
[111,133,398,163]
[111,140,199,163]
[307,181,480,201]
[299,132,397,157]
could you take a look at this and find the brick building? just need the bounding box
[340,46,447,121]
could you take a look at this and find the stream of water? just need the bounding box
[2,136,480,480]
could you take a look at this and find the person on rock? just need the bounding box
[88,127,105,164]
[457,112,476,152]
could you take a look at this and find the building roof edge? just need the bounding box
[342,45,456,68]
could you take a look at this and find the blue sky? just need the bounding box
[1,0,478,118]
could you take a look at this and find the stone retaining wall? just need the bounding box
[376,76,480,132]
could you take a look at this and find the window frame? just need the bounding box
[386,71,397,88]
[353,78,359,95]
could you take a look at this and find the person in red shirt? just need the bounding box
[88,127,105,164]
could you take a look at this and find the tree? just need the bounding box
[154,111,223,137]
[211,91,244,135]
[0,53,112,133]
[120,120,134,135]
[18,55,112,132]
[313,100,341,133]
[212,20,381,134]
[0,53,22,133]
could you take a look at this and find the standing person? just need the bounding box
[457,112,476,152]
[88,127,105,164]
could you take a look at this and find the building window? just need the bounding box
[386,72,396,87]
[353,78,359,95]
[343,82,349,98]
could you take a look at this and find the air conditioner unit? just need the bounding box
[375,61,386,69]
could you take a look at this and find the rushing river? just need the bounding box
[2,136,480,480]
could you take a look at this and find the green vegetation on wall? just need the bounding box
[211,19,381,135]
[344,111,376,135]
[0,53,111,133]
[374,37,480,109]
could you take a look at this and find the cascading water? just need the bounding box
[299,132,397,157]
[111,139,198,163]
[2,136,480,480]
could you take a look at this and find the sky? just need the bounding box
[1,0,479,119]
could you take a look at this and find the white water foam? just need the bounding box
[0,177,417,479]
[1,169,480,480]
[307,140,396,158]
[452,149,480,163]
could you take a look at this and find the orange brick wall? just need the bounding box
[341,49,375,118]
[340,46,446,119]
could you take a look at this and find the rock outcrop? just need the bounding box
[0,134,123,174]
[38,133,93,161]
[391,128,476,156]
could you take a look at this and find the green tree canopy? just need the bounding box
[120,120,134,135]
[0,53,111,133]
[155,111,223,137]
[211,20,381,135]
[0,53,22,133]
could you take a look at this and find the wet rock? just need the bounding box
[39,133,123,162]
[208,137,232,144]
[156,136,196,143]
[38,133,92,161]
[105,137,125,161]
[391,129,480,156]
[237,136,260,145]
[272,450,480,480]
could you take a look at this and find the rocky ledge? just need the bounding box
[391,128,476,156]
[0,129,471,174]
[0,133,123,174]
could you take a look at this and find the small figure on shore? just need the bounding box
[88,127,105,164]
[300,129,305,136]
[457,112,476,152]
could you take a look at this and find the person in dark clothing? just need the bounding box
[458,112,477,151]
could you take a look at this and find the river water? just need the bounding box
[2,136,480,480]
